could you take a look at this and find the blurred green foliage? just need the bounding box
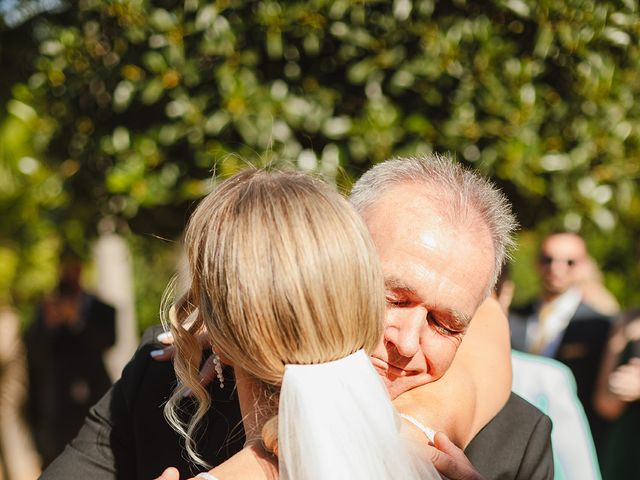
[1,0,640,329]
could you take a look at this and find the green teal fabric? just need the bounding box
[511,350,601,480]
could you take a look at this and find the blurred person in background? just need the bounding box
[25,251,116,467]
[0,306,41,480]
[495,267,601,480]
[594,309,640,479]
[509,232,614,458]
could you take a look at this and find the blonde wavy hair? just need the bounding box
[164,168,384,466]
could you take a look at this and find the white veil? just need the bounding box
[277,350,439,480]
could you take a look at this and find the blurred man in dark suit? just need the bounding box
[26,254,115,466]
[510,231,613,457]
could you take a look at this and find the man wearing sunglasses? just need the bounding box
[510,231,614,460]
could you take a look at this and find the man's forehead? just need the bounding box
[362,184,488,249]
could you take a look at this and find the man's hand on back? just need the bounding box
[427,432,486,480]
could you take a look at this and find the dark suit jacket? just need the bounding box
[465,393,553,480]
[42,327,244,480]
[510,301,613,455]
[42,327,553,480]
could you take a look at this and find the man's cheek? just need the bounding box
[426,345,458,379]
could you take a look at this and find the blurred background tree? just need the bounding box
[1,0,639,330]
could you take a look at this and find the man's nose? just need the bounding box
[384,308,425,357]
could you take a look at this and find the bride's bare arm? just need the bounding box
[455,296,512,440]
[394,297,511,447]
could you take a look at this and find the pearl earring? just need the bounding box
[211,352,224,389]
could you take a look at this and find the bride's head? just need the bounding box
[165,168,385,465]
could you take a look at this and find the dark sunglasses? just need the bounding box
[539,255,576,267]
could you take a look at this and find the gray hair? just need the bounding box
[349,153,517,293]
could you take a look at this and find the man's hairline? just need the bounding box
[350,177,447,214]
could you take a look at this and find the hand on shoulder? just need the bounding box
[426,432,486,480]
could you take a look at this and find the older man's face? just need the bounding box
[362,183,495,399]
